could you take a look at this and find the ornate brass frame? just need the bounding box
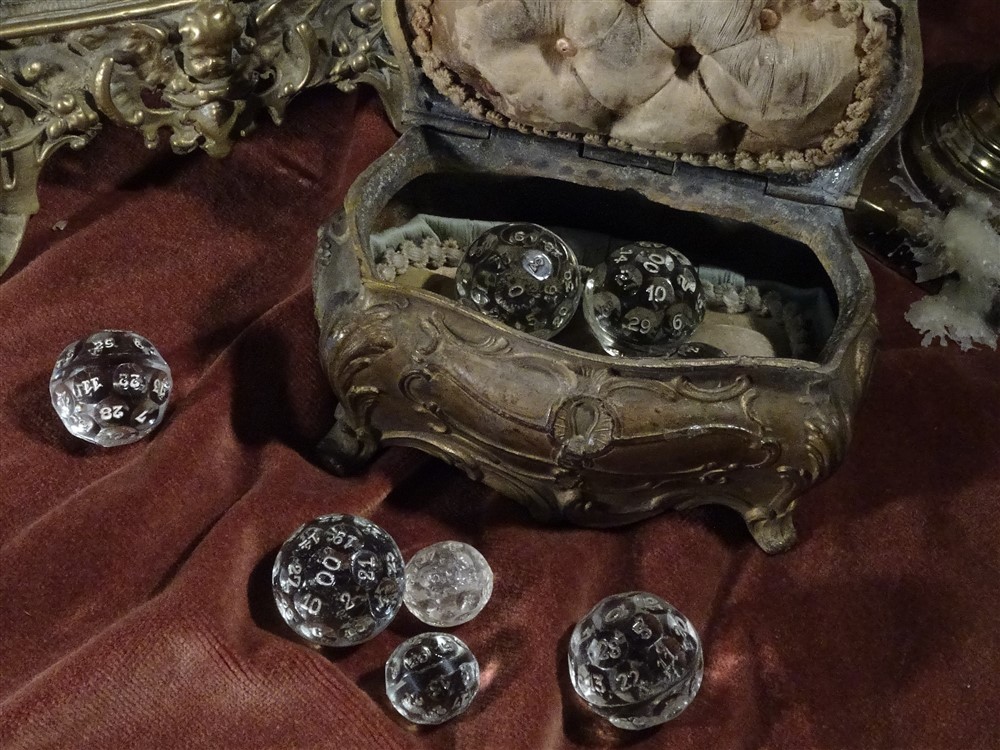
[0,0,395,274]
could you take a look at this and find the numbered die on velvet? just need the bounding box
[583,243,706,357]
[403,541,494,627]
[385,632,480,725]
[49,330,172,447]
[271,514,405,647]
[568,591,703,730]
[455,223,583,339]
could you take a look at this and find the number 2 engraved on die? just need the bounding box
[615,669,639,691]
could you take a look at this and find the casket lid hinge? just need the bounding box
[405,101,856,209]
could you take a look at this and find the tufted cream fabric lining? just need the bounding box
[406,0,895,173]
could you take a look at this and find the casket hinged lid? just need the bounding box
[378,0,922,209]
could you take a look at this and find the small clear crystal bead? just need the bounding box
[49,330,172,447]
[568,591,703,730]
[404,541,493,627]
[385,632,480,725]
[272,514,404,647]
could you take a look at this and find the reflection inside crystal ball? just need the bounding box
[49,329,172,447]
[404,541,494,627]
[271,513,405,647]
[568,591,703,730]
[385,632,480,725]
[455,222,583,339]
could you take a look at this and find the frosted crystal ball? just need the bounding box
[49,330,172,447]
[385,632,480,725]
[568,591,703,730]
[403,541,493,627]
[271,514,404,647]
[455,222,583,338]
[583,242,706,357]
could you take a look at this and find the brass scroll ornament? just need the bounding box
[0,0,397,274]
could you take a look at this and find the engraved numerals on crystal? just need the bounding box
[568,592,704,730]
[455,223,583,339]
[271,514,405,647]
[403,541,494,628]
[583,243,706,357]
[49,330,172,447]
[385,633,480,725]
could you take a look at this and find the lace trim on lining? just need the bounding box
[406,0,894,175]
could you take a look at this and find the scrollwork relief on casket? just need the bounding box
[0,0,399,274]
[318,286,851,553]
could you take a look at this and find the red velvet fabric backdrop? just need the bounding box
[2,3,999,748]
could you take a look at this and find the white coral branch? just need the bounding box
[907,196,1000,351]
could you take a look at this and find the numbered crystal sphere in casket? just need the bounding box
[568,591,703,730]
[271,514,405,647]
[455,223,583,339]
[49,330,172,447]
[583,243,706,357]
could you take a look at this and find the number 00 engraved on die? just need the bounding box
[272,514,405,647]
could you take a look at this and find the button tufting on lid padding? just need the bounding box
[760,8,781,31]
[555,37,577,58]
[411,0,895,171]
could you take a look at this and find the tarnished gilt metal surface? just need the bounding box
[314,126,880,554]
[0,0,397,274]
[311,0,922,553]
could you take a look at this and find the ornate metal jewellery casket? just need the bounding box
[314,0,923,553]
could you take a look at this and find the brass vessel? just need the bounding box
[849,66,1000,287]
[912,67,1000,198]
[314,1,924,553]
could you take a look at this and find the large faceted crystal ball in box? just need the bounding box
[456,222,582,339]
[271,513,405,647]
[49,330,172,447]
[568,592,703,730]
[583,243,706,357]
